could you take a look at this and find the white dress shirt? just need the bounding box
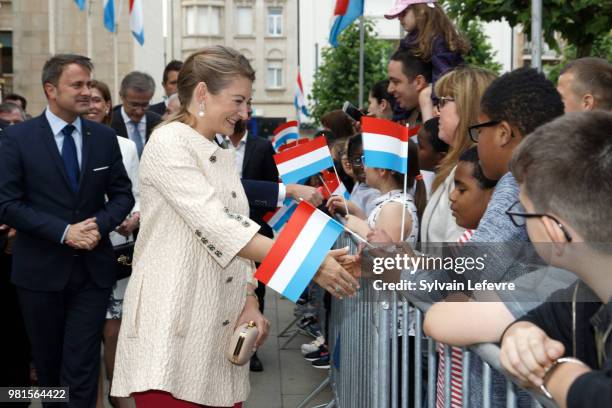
[121,106,147,147]
[46,107,83,168]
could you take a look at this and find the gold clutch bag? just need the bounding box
[226,321,259,365]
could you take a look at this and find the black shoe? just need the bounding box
[303,345,328,362]
[250,353,263,372]
[312,354,331,369]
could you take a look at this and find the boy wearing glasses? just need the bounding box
[499,111,612,408]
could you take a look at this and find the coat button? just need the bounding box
[195,230,202,237]
[226,276,233,283]
[201,237,208,244]
[215,250,222,257]
[242,221,250,227]
[223,207,229,213]
[236,215,243,221]
[231,191,237,198]
[222,320,230,326]
[209,155,217,163]
[208,244,215,251]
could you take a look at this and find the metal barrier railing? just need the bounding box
[321,232,557,408]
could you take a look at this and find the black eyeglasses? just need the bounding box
[468,120,500,143]
[435,96,455,110]
[125,101,150,110]
[506,200,573,242]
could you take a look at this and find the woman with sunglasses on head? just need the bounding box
[420,66,497,244]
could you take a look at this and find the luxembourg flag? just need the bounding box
[272,121,300,152]
[103,0,115,32]
[255,201,344,302]
[274,136,334,184]
[277,138,310,152]
[362,116,409,174]
[129,0,144,45]
[329,0,364,47]
[263,199,298,232]
[294,71,309,118]
[320,169,350,200]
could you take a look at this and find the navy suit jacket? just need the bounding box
[111,105,162,143]
[148,101,166,117]
[241,134,279,238]
[0,113,135,291]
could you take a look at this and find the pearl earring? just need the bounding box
[198,102,205,118]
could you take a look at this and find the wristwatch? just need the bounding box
[540,357,587,399]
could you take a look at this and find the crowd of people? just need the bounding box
[0,0,611,407]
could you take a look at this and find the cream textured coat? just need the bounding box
[111,121,261,406]
[420,166,466,243]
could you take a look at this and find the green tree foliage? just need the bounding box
[445,0,612,58]
[309,20,394,124]
[459,18,503,73]
[546,30,612,84]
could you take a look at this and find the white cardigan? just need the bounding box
[420,166,465,243]
[111,122,260,406]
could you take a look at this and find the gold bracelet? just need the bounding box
[540,357,587,399]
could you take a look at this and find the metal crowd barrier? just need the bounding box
[306,232,558,408]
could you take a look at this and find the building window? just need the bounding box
[267,7,283,36]
[0,31,13,75]
[267,61,283,88]
[184,5,222,36]
[236,7,253,35]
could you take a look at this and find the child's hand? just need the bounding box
[499,321,565,387]
[418,84,434,122]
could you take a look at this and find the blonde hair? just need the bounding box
[409,4,470,61]
[432,66,497,192]
[163,46,255,127]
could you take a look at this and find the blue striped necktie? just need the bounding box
[61,124,79,192]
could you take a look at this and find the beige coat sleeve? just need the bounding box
[142,129,260,268]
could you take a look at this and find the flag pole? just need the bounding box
[358,15,365,108]
[318,173,349,216]
[400,173,408,242]
[86,0,93,58]
[114,0,124,102]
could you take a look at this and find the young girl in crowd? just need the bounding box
[385,0,469,88]
[342,140,426,242]
[428,146,497,408]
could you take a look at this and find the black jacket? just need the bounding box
[515,281,612,408]
[148,101,166,117]
[241,134,279,238]
[111,105,162,143]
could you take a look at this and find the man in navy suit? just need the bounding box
[111,71,162,157]
[0,54,134,407]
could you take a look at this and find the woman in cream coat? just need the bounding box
[111,46,357,408]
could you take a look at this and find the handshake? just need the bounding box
[65,217,100,250]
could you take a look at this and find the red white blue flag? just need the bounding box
[361,117,411,174]
[274,136,333,184]
[295,71,309,118]
[129,0,144,45]
[255,201,344,302]
[329,0,364,47]
[272,121,300,152]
